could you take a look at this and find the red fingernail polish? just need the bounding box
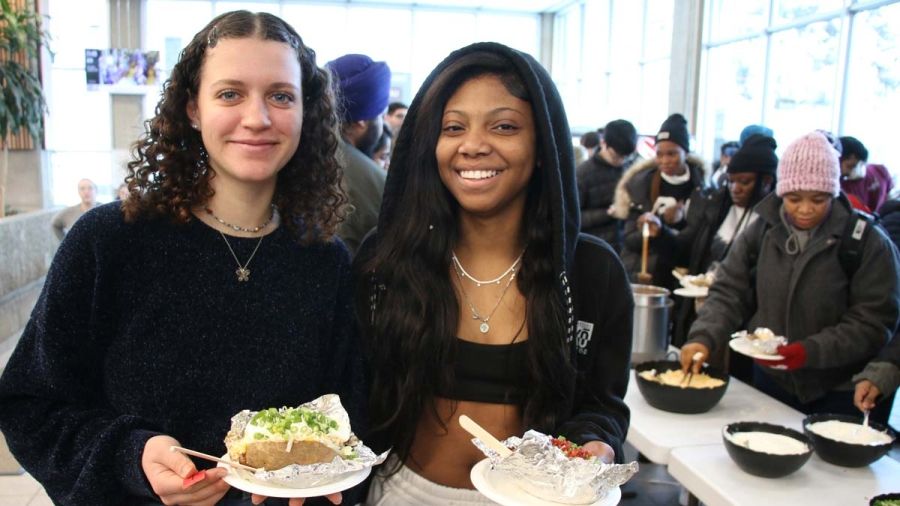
[182,470,206,489]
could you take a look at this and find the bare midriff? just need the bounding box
[405,397,523,489]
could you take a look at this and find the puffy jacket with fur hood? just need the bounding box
[610,155,707,286]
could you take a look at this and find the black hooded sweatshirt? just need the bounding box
[355,42,633,461]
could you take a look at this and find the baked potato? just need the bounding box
[225,400,358,470]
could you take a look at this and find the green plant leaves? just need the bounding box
[0,1,49,144]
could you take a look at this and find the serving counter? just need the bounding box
[624,370,900,505]
[668,444,900,505]
[624,370,804,464]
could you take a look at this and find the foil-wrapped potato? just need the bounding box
[225,396,358,470]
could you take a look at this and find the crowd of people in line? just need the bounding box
[2,8,898,506]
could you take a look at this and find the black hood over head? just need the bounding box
[379,41,580,319]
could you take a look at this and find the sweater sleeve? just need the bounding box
[0,215,162,505]
[803,226,900,369]
[556,239,632,463]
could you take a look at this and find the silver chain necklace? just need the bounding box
[206,204,275,234]
[451,250,524,286]
[219,232,264,282]
[452,256,519,333]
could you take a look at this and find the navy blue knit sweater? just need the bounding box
[0,203,365,505]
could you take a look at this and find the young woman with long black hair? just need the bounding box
[354,42,633,505]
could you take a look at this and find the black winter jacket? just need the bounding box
[576,153,625,251]
[356,42,633,462]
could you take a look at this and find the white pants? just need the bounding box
[366,458,495,506]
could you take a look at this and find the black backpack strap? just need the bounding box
[838,210,876,280]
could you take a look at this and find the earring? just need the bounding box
[191,123,199,130]
[428,224,434,231]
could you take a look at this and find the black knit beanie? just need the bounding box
[656,113,690,152]
[602,119,637,156]
[728,134,778,175]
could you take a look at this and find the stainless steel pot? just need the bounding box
[631,284,674,363]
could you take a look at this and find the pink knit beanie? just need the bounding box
[776,131,840,197]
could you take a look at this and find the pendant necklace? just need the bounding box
[452,252,522,333]
[219,232,264,282]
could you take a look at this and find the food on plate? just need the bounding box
[731,327,787,356]
[471,429,638,505]
[638,368,725,389]
[682,272,714,288]
[225,396,359,470]
[724,431,810,455]
[805,420,894,446]
[550,436,594,460]
[747,327,776,342]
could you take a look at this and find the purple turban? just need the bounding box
[326,54,391,122]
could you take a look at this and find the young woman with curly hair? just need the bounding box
[0,11,361,506]
[354,43,633,505]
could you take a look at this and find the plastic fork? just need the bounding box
[681,351,704,387]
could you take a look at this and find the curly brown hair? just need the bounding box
[122,10,346,243]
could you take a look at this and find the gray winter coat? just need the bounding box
[688,192,900,403]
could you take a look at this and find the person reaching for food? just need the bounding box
[680,131,900,426]
[852,330,899,422]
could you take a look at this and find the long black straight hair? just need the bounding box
[354,50,573,469]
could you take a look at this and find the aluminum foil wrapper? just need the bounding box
[731,328,787,355]
[226,394,387,488]
[473,430,638,504]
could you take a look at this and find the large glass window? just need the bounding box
[555,0,673,135]
[698,0,899,175]
[707,0,768,41]
[842,3,900,170]
[765,20,842,145]
[773,0,843,24]
[696,38,766,157]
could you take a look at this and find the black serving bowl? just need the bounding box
[803,413,897,467]
[634,360,729,414]
[870,493,900,506]
[722,422,813,478]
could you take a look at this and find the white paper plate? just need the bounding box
[729,336,784,360]
[470,459,621,506]
[217,455,370,498]
[674,287,708,298]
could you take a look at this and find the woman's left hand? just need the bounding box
[582,441,615,464]
[251,492,342,505]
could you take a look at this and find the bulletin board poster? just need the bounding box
[85,49,162,93]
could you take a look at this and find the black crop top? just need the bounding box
[436,338,529,404]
